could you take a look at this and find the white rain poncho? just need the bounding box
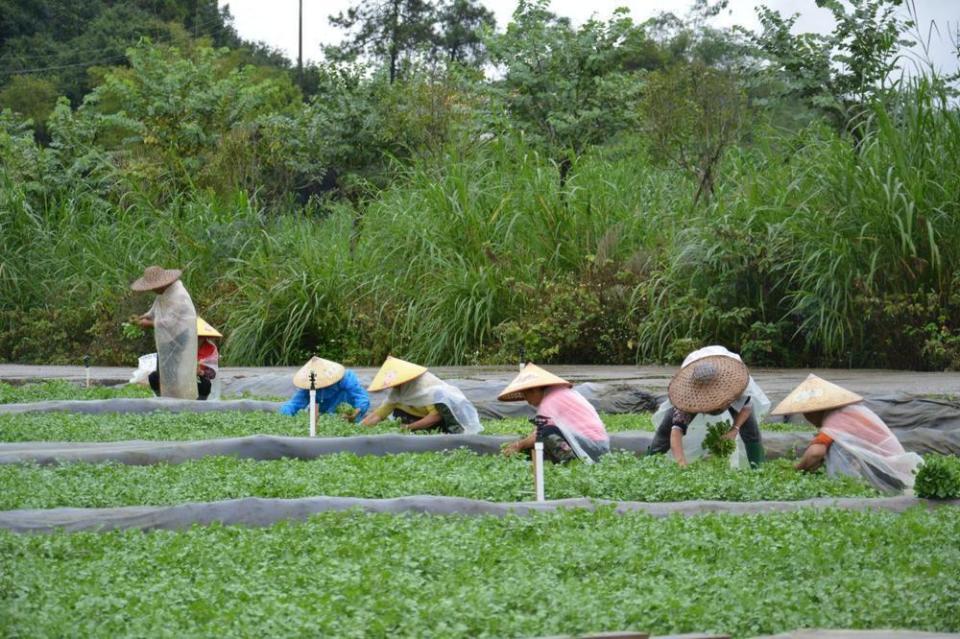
[820,404,923,493]
[144,281,198,400]
[538,386,610,464]
[383,372,483,434]
[652,346,771,468]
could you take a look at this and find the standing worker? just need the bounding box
[131,265,198,400]
[647,345,769,467]
[360,356,482,434]
[771,374,922,492]
[499,364,610,464]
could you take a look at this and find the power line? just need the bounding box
[0,12,230,75]
[2,54,129,76]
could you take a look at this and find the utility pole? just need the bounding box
[298,0,304,90]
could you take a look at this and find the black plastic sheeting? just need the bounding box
[1,494,956,534]
[2,429,958,467]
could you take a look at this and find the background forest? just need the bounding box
[1,0,959,369]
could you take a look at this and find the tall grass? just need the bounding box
[2,81,959,367]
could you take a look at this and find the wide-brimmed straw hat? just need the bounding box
[130,265,182,292]
[293,356,346,390]
[367,356,427,392]
[770,374,863,415]
[668,355,749,413]
[497,363,572,402]
[196,317,222,338]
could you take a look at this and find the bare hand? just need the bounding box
[502,442,521,457]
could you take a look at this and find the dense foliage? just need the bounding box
[2,0,959,370]
[914,454,960,500]
[0,453,877,510]
[1,508,958,637]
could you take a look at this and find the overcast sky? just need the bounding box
[219,0,959,76]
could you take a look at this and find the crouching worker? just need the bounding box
[771,374,922,493]
[360,356,482,434]
[279,357,370,422]
[648,345,769,467]
[500,364,610,464]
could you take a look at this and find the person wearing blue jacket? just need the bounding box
[279,357,370,422]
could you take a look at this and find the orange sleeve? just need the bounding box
[812,432,834,447]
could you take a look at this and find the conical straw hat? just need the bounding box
[196,317,222,338]
[130,265,182,292]
[367,356,427,392]
[668,355,749,413]
[293,357,346,390]
[497,363,572,402]
[770,374,863,415]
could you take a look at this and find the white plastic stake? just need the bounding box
[309,388,317,438]
[533,442,545,502]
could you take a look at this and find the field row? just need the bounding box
[0,410,810,443]
[0,452,877,511]
[1,508,958,638]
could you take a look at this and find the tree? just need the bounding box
[486,0,647,186]
[642,63,745,205]
[752,0,913,136]
[433,0,495,67]
[326,0,437,83]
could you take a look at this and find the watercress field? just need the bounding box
[0,385,956,638]
[1,508,958,638]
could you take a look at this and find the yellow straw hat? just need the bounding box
[196,317,222,338]
[367,356,427,392]
[293,357,346,390]
[668,355,749,413]
[497,363,572,402]
[130,265,182,292]
[770,374,863,415]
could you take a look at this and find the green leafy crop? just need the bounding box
[0,381,153,405]
[0,409,810,443]
[0,452,878,511]
[703,422,735,458]
[915,455,960,500]
[0,508,958,638]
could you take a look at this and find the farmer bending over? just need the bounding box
[647,345,769,467]
[500,364,610,464]
[360,356,482,434]
[279,357,370,422]
[771,374,922,493]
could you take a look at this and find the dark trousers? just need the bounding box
[148,370,211,400]
[646,408,763,462]
[392,406,464,434]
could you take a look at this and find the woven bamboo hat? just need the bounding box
[293,356,346,390]
[196,317,222,338]
[367,356,427,392]
[668,355,749,413]
[770,374,863,415]
[498,363,572,402]
[130,265,182,292]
